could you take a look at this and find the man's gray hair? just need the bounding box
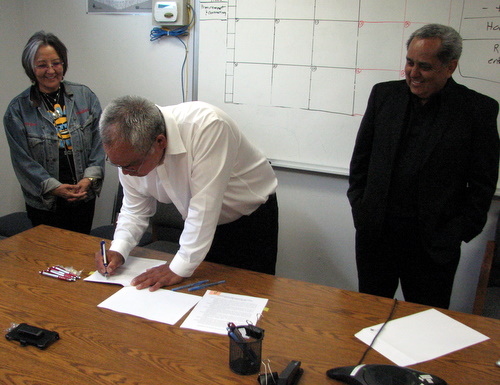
[407,23,462,64]
[100,95,165,154]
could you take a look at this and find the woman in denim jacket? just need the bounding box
[3,31,105,234]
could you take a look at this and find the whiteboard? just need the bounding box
[196,0,500,180]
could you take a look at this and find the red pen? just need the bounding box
[39,271,77,281]
[46,266,80,280]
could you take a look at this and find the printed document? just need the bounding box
[181,291,268,335]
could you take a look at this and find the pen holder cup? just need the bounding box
[228,326,263,375]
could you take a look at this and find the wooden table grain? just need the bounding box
[0,225,499,384]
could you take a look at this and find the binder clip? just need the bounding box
[278,360,303,385]
[258,360,303,385]
[258,359,278,385]
[244,322,264,339]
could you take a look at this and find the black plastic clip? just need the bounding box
[245,323,265,339]
[278,361,303,385]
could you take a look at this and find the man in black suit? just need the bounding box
[347,24,499,308]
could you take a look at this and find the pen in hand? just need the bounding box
[100,240,108,278]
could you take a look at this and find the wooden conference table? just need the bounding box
[0,225,499,384]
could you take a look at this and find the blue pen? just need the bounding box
[171,279,209,291]
[100,240,108,278]
[188,280,226,292]
[227,324,259,364]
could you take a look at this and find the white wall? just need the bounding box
[0,1,28,214]
[274,169,500,314]
[0,1,498,314]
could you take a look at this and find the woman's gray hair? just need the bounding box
[407,24,462,64]
[100,95,166,154]
[22,31,68,84]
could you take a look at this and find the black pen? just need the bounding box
[100,240,108,278]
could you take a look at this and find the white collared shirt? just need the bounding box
[110,101,277,277]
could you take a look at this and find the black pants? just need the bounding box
[205,193,278,275]
[26,198,96,235]
[356,216,460,309]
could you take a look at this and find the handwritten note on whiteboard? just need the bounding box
[200,2,228,21]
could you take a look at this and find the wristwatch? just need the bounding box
[87,177,98,189]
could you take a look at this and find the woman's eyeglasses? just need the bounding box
[35,61,64,71]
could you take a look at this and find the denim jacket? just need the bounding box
[3,81,105,211]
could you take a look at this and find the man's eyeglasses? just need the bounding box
[35,61,64,71]
[106,141,155,173]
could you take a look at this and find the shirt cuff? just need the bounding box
[169,254,200,278]
[110,238,136,261]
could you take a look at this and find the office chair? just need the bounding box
[0,211,33,239]
[90,184,184,253]
[143,201,184,254]
[472,214,500,319]
[90,184,152,246]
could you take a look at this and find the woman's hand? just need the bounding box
[51,183,88,202]
[76,178,93,193]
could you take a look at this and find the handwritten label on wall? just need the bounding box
[200,2,227,21]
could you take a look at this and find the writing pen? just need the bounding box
[227,323,259,365]
[100,240,108,278]
[39,271,77,281]
[227,322,245,340]
[171,279,209,291]
[188,280,226,292]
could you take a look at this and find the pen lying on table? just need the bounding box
[171,280,209,291]
[39,265,81,281]
[188,280,226,292]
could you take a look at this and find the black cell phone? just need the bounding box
[5,323,59,349]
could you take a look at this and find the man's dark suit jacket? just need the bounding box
[347,78,499,264]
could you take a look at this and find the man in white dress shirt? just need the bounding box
[94,96,278,291]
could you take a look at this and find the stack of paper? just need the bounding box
[355,308,489,366]
[86,257,268,331]
[98,286,201,325]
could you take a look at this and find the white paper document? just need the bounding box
[355,308,489,366]
[98,286,201,325]
[84,256,166,286]
[181,291,268,335]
